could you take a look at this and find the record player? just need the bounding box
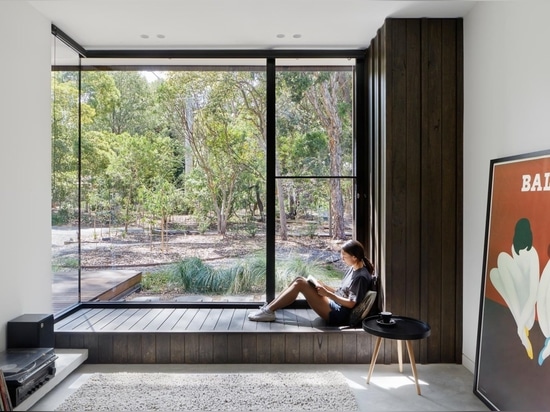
[0,347,57,407]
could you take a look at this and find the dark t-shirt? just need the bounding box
[335,266,374,304]
[327,266,374,326]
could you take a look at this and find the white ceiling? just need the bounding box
[29,0,477,51]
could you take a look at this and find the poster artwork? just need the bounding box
[475,150,550,411]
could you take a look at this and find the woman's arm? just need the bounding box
[317,280,336,293]
[316,286,356,309]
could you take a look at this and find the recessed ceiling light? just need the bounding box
[293,34,302,39]
[276,34,285,38]
[157,34,165,39]
[140,34,149,39]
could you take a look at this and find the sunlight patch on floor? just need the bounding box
[369,375,428,390]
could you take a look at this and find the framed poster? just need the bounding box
[475,149,550,410]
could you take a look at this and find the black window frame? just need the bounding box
[51,24,368,317]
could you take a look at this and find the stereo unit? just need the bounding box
[7,314,54,348]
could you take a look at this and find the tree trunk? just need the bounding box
[306,73,348,239]
[276,161,287,240]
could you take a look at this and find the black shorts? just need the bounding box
[327,299,352,326]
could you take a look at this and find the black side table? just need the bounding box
[362,315,431,395]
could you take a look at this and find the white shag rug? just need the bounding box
[54,371,359,411]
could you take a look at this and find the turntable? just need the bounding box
[0,347,57,407]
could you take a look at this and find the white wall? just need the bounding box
[462,0,550,371]
[0,2,52,352]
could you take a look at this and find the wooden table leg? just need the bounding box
[405,340,421,395]
[397,340,403,372]
[366,336,383,384]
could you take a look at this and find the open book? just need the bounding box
[307,275,321,288]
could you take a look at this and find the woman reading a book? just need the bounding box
[248,239,375,325]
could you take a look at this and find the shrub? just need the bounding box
[141,270,176,293]
[169,257,230,293]
[225,254,265,294]
[145,253,342,295]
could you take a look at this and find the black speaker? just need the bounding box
[7,314,54,348]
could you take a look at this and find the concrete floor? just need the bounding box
[30,363,490,411]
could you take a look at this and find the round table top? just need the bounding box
[362,315,431,340]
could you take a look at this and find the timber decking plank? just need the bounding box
[115,308,152,330]
[107,308,140,330]
[157,309,188,331]
[187,308,211,331]
[82,308,118,331]
[139,308,175,331]
[200,308,222,330]
[172,308,198,331]
[130,308,166,330]
[87,308,123,331]
[285,333,301,362]
[172,308,203,332]
[59,309,109,331]
[241,308,260,331]
[214,308,235,330]
[267,314,287,331]
[229,308,248,331]
[55,308,95,330]
[282,308,300,327]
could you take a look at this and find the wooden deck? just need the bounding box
[54,307,377,364]
[52,270,142,313]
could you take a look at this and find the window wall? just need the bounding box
[51,32,362,314]
[51,35,81,312]
[274,66,355,292]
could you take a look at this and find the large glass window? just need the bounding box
[79,65,268,305]
[51,36,81,313]
[51,36,359,313]
[275,65,355,292]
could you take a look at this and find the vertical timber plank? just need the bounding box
[98,333,113,363]
[142,334,156,363]
[285,334,300,363]
[170,334,185,363]
[227,334,243,363]
[155,333,171,364]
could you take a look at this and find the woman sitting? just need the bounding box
[248,239,376,326]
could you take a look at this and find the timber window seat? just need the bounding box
[54,306,376,364]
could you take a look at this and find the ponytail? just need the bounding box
[362,257,375,274]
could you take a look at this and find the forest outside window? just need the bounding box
[51,38,359,313]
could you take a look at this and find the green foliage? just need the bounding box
[275,254,340,290]
[141,270,177,293]
[302,221,319,238]
[242,220,258,237]
[153,254,340,296]
[51,206,73,225]
[51,256,79,272]
[52,67,353,240]
[169,257,231,293]
[224,254,266,294]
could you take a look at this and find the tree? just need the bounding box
[139,177,184,251]
[105,132,181,234]
[278,71,352,240]
[109,72,161,135]
[159,72,264,235]
[52,73,96,223]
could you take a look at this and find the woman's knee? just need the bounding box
[293,277,309,287]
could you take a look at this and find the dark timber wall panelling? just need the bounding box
[365,18,463,364]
